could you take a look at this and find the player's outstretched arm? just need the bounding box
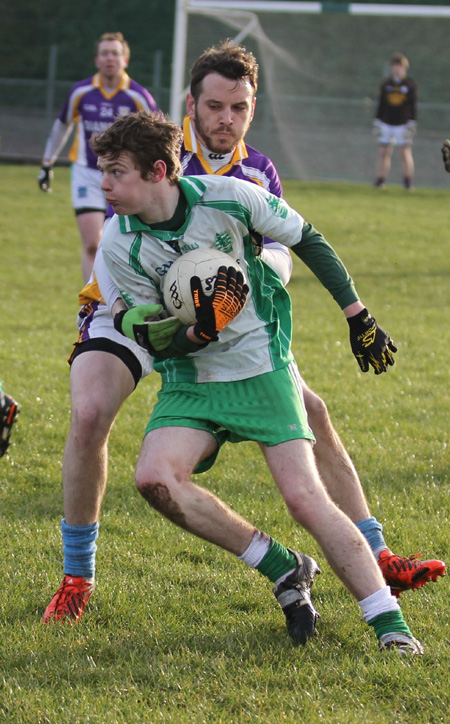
[37,118,74,192]
[289,225,396,374]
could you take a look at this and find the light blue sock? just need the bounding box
[61,518,99,580]
[355,517,387,558]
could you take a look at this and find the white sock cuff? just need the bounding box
[359,586,400,623]
[238,530,271,568]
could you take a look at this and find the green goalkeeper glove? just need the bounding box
[348,308,397,375]
[441,139,450,172]
[191,265,249,343]
[114,304,182,354]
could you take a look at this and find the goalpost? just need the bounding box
[171,0,450,188]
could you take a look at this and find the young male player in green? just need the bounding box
[92,109,424,654]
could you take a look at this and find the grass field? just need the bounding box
[0,165,449,723]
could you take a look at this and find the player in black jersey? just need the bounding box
[373,53,417,190]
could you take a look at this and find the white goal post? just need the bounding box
[170,0,450,187]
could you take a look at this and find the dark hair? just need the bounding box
[190,39,258,102]
[95,32,130,61]
[90,111,182,183]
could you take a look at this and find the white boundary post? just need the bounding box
[170,0,189,123]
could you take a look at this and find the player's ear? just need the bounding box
[186,93,195,119]
[249,96,256,123]
[151,160,167,183]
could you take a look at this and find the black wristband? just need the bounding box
[347,308,373,329]
[113,310,126,334]
[154,325,209,360]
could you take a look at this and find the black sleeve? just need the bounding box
[153,325,209,360]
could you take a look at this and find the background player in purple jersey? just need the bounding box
[42,42,444,625]
[37,32,159,281]
[373,53,417,190]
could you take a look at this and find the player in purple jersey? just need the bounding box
[373,53,417,190]
[37,32,159,281]
[42,42,444,625]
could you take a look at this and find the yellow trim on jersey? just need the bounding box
[247,176,263,186]
[78,274,105,306]
[92,71,131,99]
[182,115,248,176]
[69,134,79,163]
[68,93,83,162]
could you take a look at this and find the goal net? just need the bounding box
[171,0,450,188]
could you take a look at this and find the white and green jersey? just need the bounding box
[101,174,358,383]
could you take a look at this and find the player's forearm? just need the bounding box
[42,118,73,165]
[154,325,207,359]
[343,301,365,318]
[291,223,359,309]
[93,243,123,313]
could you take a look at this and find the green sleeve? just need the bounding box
[153,325,208,360]
[291,223,359,309]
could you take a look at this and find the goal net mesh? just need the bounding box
[180,5,450,187]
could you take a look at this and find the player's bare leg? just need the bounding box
[136,426,321,645]
[303,384,370,522]
[76,211,104,282]
[399,145,414,189]
[262,438,384,600]
[302,383,445,594]
[63,351,135,525]
[375,144,393,186]
[43,351,135,623]
[136,427,256,552]
[261,438,423,653]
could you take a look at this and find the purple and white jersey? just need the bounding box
[180,116,282,197]
[59,72,158,169]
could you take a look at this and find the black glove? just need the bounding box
[114,304,182,354]
[348,308,397,375]
[191,265,249,343]
[37,164,53,192]
[441,140,450,173]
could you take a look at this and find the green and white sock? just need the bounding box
[239,533,298,583]
[359,586,411,639]
[255,538,298,583]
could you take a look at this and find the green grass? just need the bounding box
[0,166,449,723]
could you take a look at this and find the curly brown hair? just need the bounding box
[90,111,182,183]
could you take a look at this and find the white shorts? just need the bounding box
[70,163,107,212]
[72,301,154,383]
[377,122,413,147]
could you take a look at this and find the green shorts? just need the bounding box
[145,364,315,473]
